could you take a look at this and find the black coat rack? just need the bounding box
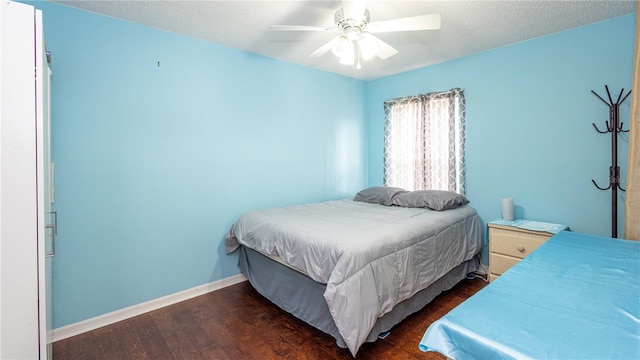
[591,85,631,238]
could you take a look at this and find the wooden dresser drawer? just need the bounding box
[489,227,550,259]
[489,253,520,275]
[488,221,566,282]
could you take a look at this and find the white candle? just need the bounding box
[501,197,514,221]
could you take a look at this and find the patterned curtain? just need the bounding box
[625,7,639,241]
[383,88,466,194]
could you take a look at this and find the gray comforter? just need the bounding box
[226,199,482,356]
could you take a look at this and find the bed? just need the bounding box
[419,230,640,359]
[226,187,483,356]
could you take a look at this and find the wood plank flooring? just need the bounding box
[53,277,487,360]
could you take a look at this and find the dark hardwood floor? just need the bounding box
[54,277,487,359]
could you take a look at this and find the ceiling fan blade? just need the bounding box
[308,36,339,58]
[269,24,330,32]
[342,0,366,20]
[361,33,398,60]
[367,13,441,33]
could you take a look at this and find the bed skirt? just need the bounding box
[238,246,481,351]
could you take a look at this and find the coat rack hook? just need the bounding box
[620,90,632,104]
[615,88,624,104]
[592,122,609,133]
[591,90,611,106]
[618,122,629,133]
[618,183,626,192]
[592,179,612,191]
[605,85,614,104]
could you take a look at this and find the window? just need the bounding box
[383,88,466,194]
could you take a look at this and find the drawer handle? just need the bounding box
[517,245,526,253]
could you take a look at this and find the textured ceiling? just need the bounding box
[51,1,636,80]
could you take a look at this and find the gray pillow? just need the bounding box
[353,186,408,206]
[392,190,469,211]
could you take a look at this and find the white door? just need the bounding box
[0,1,52,358]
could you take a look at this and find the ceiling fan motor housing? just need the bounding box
[335,7,370,34]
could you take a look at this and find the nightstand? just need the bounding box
[488,220,568,282]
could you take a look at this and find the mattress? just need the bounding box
[227,199,483,356]
[419,231,640,359]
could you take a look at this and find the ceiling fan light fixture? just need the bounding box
[272,3,440,68]
[339,48,355,65]
[331,35,352,57]
[359,34,376,60]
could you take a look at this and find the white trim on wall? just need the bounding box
[52,273,247,342]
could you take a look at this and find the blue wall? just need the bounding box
[365,14,635,250]
[33,2,366,328]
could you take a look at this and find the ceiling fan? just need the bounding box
[270,1,441,69]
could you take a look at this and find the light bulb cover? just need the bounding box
[339,48,355,65]
[332,35,351,57]
[359,34,376,60]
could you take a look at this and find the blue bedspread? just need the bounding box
[419,231,640,359]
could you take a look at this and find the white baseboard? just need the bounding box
[51,273,247,342]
